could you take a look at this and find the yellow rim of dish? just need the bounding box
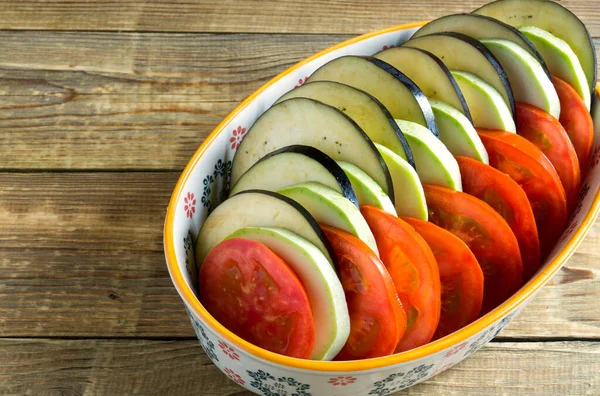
[164,21,600,372]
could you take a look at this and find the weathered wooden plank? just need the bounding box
[0,0,598,36]
[0,96,234,170]
[0,172,599,338]
[0,32,348,98]
[1,34,598,170]
[0,339,598,395]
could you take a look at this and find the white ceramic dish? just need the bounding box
[164,22,600,395]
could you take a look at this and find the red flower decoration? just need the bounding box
[590,145,600,169]
[382,44,396,50]
[184,192,196,219]
[223,367,245,386]
[294,77,308,88]
[444,341,467,358]
[230,126,247,150]
[219,340,240,360]
[328,376,357,386]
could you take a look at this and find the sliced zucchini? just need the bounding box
[307,55,439,136]
[519,26,591,110]
[229,145,358,206]
[413,13,550,77]
[226,226,350,361]
[374,143,428,221]
[452,71,516,133]
[337,161,397,216]
[397,120,463,191]
[230,97,394,201]
[404,32,516,116]
[275,81,414,167]
[196,190,335,265]
[481,39,560,118]
[374,46,472,122]
[474,0,597,96]
[429,99,489,164]
[278,182,379,256]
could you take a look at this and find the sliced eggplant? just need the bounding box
[452,71,516,133]
[230,97,394,201]
[474,0,597,96]
[307,55,439,136]
[403,32,516,117]
[230,145,358,206]
[276,81,414,167]
[481,39,560,118]
[195,190,335,265]
[374,46,472,122]
[413,13,550,77]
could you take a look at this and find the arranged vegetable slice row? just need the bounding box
[515,103,581,212]
[307,55,439,136]
[474,0,597,97]
[230,97,395,199]
[361,205,441,352]
[225,227,350,360]
[478,130,568,258]
[276,81,415,168]
[552,75,594,177]
[230,145,358,206]
[200,238,317,359]
[321,225,406,360]
[402,217,484,340]
[338,161,397,215]
[456,156,540,280]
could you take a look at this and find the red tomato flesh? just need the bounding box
[478,129,568,259]
[402,217,484,340]
[199,238,316,359]
[321,224,406,360]
[423,184,523,314]
[516,102,581,211]
[552,75,594,178]
[456,156,541,280]
[360,205,441,352]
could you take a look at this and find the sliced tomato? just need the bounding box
[360,205,441,352]
[515,102,581,211]
[478,129,568,258]
[199,238,315,359]
[423,184,523,314]
[552,75,594,178]
[456,156,540,280]
[402,217,483,340]
[320,225,405,360]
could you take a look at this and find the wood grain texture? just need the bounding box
[0,172,599,338]
[0,33,598,170]
[0,0,598,36]
[1,339,598,395]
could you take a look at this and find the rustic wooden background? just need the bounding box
[1,1,599,394]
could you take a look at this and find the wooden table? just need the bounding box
[1,1,599,394]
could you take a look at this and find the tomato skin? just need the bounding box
[478,130,568,259]
[402,217,483,340]
[423,184,523,314]
[360,205,441,352]
[199,238,315,359]
[515,102,581,212]
[321,225,406,360]
[456,156,540,280]
[552,75,594,178]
